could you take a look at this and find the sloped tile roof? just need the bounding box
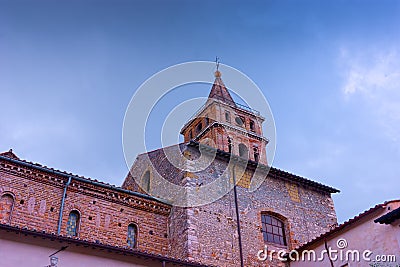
[208,74,236,106]
[293,199,400,253]
[374,206,400,224]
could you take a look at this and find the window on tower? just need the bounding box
[250,120,255,132]
[225,111,231,122]
[228,137,232,153]
[205,115,209,125]
[189,130,193,140]
[196,122,202,133]
[235,116,245,126]
[253,147,259,162]
[261,214,286,246]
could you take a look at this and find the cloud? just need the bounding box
[340,47,400,142]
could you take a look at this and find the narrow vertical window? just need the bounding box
[142,171,150,192]
[225,111,230,122]
[228,137,232,153]
[127,224,138,248]
[205,115,209,125]
[249,120,255,131]
[189,130,193,139]
[0,193,14,224]
[253,147,259,162]
[66,210,80,237]
[261,214,286,246]
[196,122,202,133]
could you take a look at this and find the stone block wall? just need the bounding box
[122,143,338,266]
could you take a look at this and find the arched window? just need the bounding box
[196,122,202,133]
[0,193,14,224]
[127,223,138,248]
[66,210,80,237]
[253,147,259,162]
[142,171,150,192]
[249,120,255,131]
[261,214,286,246]
[238,143,248,158]
[228,137,232,153]
[225,111,230,122]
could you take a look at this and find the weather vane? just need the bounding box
[215,56,220,71]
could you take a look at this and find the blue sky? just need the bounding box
[1,0,399,223]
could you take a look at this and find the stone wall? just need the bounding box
[122,143,338,267]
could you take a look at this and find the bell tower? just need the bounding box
[180,69,269,164]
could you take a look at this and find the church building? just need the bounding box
[0,69,339,266]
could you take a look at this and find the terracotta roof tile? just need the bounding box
[208,75,236,106]
[374,206,400,224]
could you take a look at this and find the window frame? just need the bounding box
[66,210,80,237]
[225,111,231,122]
[261,214,287,246]
[249,119,255,131]
[253,147,259,162]
[127,223,138,249]
[196,122,203,133]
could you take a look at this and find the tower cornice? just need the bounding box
[193,122,269,143]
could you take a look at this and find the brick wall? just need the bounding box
[0,157,171,256]
[181,99,268,164]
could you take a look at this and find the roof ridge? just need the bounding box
[186,141,339,193]
[0,149,19,160]
[0,154,167,205]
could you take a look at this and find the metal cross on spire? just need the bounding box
[215,56,220,71]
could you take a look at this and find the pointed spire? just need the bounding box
[208,69,236,106]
